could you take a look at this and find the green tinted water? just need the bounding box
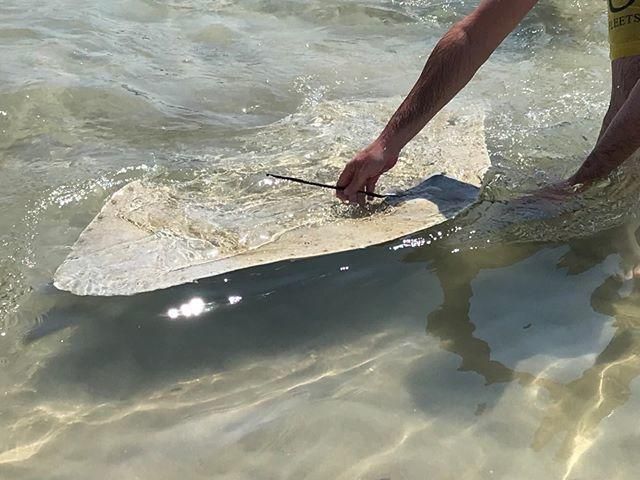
[2,1,639,479]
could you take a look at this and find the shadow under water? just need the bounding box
[404,213,640,475]
[10,187,640,478]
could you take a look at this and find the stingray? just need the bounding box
[53,107,491,296]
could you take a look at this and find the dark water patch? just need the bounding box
[25,246,438,400]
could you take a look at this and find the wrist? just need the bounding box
[374,134,402,161]
[571,152,607,186]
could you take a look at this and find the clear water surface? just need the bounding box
[2,1,640,479]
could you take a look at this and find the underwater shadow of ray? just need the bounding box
[24,246,440,401]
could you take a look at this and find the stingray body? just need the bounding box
[54,108,491,296]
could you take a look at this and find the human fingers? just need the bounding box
[365,175,380,201]
[336,162,355,201]
[616,263,634,281]
[344,168,370,204]
[529,180,581,200]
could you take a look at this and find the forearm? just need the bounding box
[377,0,538,155]
[376,25,481,154]
[572,78,640,185]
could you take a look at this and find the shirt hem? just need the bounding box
[610,41,640,60]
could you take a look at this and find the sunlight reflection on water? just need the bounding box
[2,1,638,479]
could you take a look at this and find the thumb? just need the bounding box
[336,163,355,200]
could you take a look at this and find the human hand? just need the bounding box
[612,220,640,280]
[336,141,399,204]
[528,179,583,201]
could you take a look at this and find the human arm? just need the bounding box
[337,0,540,203]
[570,77,640,186]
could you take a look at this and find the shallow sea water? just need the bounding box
[2,1,640,479]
